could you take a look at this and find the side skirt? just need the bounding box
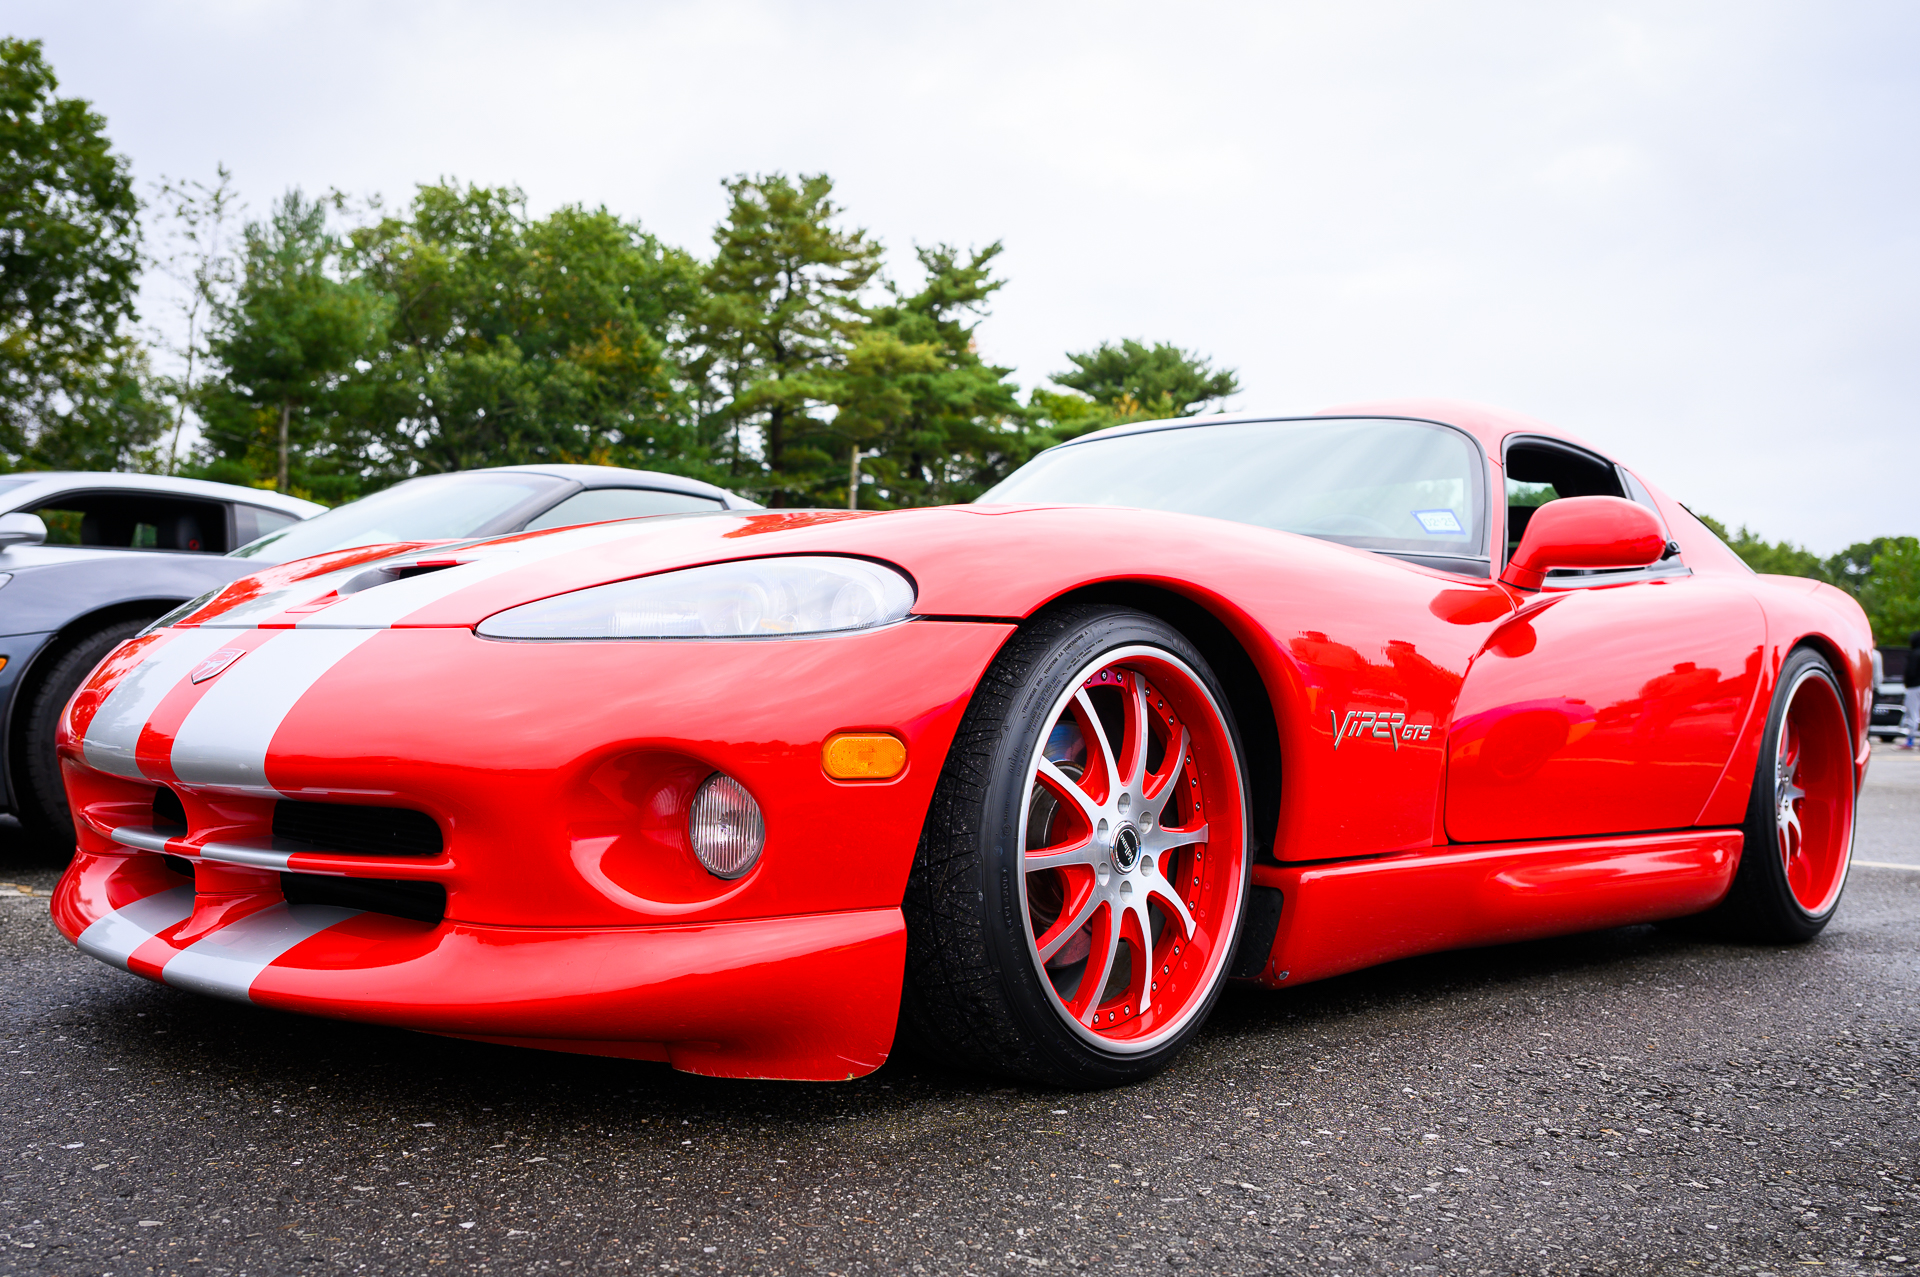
[1245,829,1741,987]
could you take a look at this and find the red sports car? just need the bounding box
[52,402,1871,1086]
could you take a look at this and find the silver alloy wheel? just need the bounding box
[1014,644,1248,1054]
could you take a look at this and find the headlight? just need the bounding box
[476,555,916,639]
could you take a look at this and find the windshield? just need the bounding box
[231,472,572,564]
[979,416,1488,559]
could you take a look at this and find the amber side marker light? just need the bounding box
[822,733,907,780]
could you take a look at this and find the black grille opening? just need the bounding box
[153,786,187,832]
[280,872,446,925]
[273,801,443,857]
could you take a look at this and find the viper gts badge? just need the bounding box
[189,647,248,684]
[1331,708,1432,751]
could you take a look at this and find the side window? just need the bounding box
[523,488,721,532]
[234,504,300,546]
[28,493,229,553]
[1503,441,1627,560]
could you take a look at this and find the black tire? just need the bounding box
[13,618,152,850]
[900,604,1253,1088]
[1711,646,1857,942]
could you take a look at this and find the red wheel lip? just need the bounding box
[1776,665,1854,917]
[1015,645,1248,1055]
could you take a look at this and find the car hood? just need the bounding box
[171,510,944,632]
[166,503,1429,634]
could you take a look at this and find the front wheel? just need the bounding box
[14,618,154,850]
[1713,646,1857,941]
[901,605,1252,1087]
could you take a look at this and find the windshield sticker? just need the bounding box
[1412,509,1465,536]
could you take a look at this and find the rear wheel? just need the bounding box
[14,618,152,850]
[1714,646,1856,941]
[901,606,1251,1087]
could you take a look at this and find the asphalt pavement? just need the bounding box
[3,752,1916,1277]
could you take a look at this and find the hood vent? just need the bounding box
[338,558,467,596]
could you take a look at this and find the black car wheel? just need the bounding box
[13,618,152,849]
[900,605,1252,1087]
[1711,646,1857,942]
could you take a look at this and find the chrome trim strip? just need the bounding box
[108,825,176,854]
[197,841,294,871]
[108,826,300,871]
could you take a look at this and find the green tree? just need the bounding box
[693,173,883,505]
[1693,515,1832,580]
[205,191,387,495]
[1859,538,1920,645]
[341,184,699,484]
[833,243,1027,507]
[1053,338,1239,417]
[1022,338,1240,450]
[1695,515,1920,645]
[150,166,241,475]
[0,37,151,469]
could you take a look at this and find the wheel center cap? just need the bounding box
[1111,823,1142,873]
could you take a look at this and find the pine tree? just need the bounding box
[692,174,882,505]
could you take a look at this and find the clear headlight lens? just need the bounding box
[476,555,915,639]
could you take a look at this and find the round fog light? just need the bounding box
[689,773,765,879]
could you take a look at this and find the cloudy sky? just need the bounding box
[17,1,1918,550]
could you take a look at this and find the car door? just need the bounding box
[1443,438,1767,843]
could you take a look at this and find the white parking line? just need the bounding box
[1852,860,1920,871]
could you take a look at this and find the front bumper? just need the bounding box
[54,847,902,1079]
[54,619,1015,1078]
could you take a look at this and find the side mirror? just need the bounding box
[1500,496,1666,591]
[0,512,47,549]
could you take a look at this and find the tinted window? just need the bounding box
[30,492,227,552]
[232,472,571,563]
[233,504,300,545]
[981,417,1488,559]
[523,487,721,532]
[1504,441,1627,558]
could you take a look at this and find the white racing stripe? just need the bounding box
[162,902,360,1002]
[74,886,194,971]
[168,630,380,795]
[199,520,657,631]
[290,519,668,629]
[81,629,233,780]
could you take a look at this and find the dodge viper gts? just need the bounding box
[51,401,1871,1086]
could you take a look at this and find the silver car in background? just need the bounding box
[0,465,751,847]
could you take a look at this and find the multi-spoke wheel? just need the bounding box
[1714,646,1856,941]
[902,605,1251,1087]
